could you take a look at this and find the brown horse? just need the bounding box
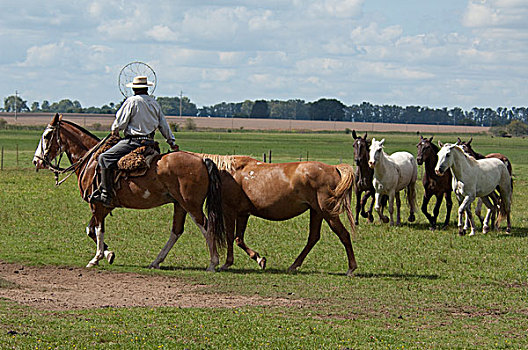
[33,114,225,270]
[351,130,388,224]
[416,135,453,229]
[457,137,513,228]
[149,153,359,276]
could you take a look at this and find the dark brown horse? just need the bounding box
[457,137,513,228]
[351,130,389,224]
[150,153,359,276]
[416,135,453,229]
[33,114,225,270]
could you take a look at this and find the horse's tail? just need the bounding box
[330,164,356,236]
[203,158,226,248]
[497,169,513,225]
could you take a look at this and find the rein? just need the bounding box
[38,123,111,186]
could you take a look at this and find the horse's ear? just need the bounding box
[352,130,358,139]
[363,132,368,139]
[420,135,424,140]
[51,113,60,125]
[468,137,473,145]
[438,141,444,147]
[455,139,461,145]
[380,139,385,146]
[429,136,434,142]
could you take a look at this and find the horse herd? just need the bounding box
[32,115,513,276]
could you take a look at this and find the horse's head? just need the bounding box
[416,135,436,165]
[33,113,63,170]
[352,131,369,165]
[457,137,477,158]
[368,138,384,168]
[435,142,457,175]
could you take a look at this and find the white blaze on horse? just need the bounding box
[434,142,512,235]
[368,138,417,226]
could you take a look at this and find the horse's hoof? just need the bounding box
[408,214,416,222]
[148,263,160,269]
[206,265,217,272]
[360,212,369,219]
[458,228,466,236]
[429,226,436,231]
[506,227,511,233]
[86,261,98,268]
[287,265,298,273]
[346,267,357,277]
[483,226,490,234]
[469,231,476,236]
[381,217,390,224]
[257,257,267,270]
[367,216,374,223]
[219,263,232,271]
[106,251,115,265]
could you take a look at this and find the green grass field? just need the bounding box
[0,129,527,349]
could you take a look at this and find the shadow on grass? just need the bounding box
[498,226,527,238]
[353,272,441,280]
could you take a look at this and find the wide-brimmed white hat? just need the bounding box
[126,76,154,88]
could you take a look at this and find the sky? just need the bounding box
[1,0,527,110]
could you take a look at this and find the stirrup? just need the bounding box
[89,189,113,207]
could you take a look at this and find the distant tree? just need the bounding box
[30,101,40,112]
[49,99,83,113]
[41,100,50,112]
[309,98,345,121]
[250,100,269,118]
[157,96,198,116]
[507,120,528,136]
[4,95,29,113]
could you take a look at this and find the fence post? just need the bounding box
[268,150,272,163]
[263,153,266,162]
[1,146,3,171]
[306,151,309,161]
[16,144,19,167]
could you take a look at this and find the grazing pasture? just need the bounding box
[0,129,527,349]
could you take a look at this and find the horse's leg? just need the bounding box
[149,204,186,269]
[233,215,266,269]
[375,192,389,224]
[458,196,476,236]
[431,194,444,229]
[219,214,236,271]
[421,194,435,229]
[86,207,108,268]
[324,215,357,276]
[86,216,114,264]
[442,192,453,229]
[354,188,362,224]
[480,196,495,234]
[407,182,417,222]
[289,209,323,273]
[387,192,395,226]
[366,191,376,223]
[394,192,401,226]
[474,198,485,226]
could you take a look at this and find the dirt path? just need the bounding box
[0,261,301,311]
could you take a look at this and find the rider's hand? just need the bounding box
[170,143,179,152]
[111,129,120,137]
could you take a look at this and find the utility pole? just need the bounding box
[179,90,183,118]
[14,90,18,121]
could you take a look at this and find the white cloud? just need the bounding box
[147,25,179,42]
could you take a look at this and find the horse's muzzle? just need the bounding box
[368,161,375,168]
[435,168,444,176]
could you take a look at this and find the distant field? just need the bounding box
[0,130,526,349]
[0,112,489,133]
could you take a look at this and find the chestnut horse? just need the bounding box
[33,114,225,270]
[416,135,453,229]
[149,153,359,276]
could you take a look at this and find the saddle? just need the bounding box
[94,135,161,177]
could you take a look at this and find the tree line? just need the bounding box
[3,94,527,127]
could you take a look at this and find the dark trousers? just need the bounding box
[98,138,151,169]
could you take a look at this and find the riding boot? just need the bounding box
[89,168,114,207]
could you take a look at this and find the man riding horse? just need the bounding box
[89,76,179,206]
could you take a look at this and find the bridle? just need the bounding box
[36,121,110,186]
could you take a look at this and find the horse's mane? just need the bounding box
[452,145,479,164]
[195,153,238,173]
[60,120,100,141]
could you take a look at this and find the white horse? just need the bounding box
[368,138,417,226]
[434,143,512,235]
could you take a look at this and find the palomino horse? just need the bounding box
[416,136,453,229]
[149,153,359,276]
[435,143,512,235]
[458,137,512,228]
[33,114,225,270]
[352,130,388,224]
[368,138,417,226]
